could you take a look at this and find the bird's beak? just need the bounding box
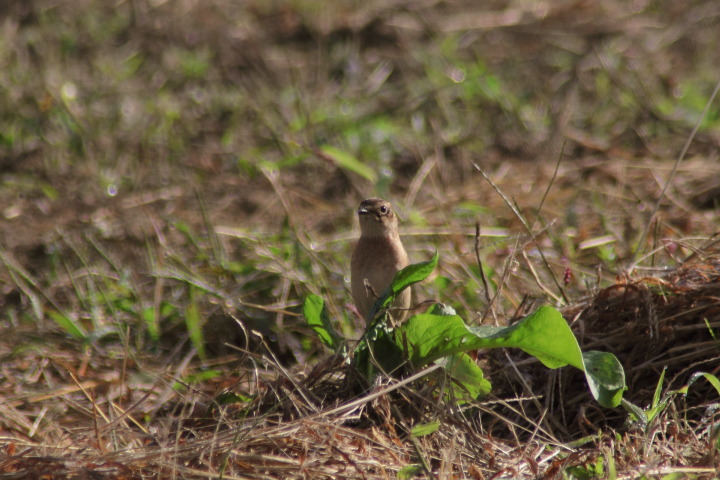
[358,207,368,214]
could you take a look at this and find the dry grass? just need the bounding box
[1,0,720,478]
[1,254,719,477]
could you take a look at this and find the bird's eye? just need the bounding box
[379,205,388,215]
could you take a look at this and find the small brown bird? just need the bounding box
[351,198,411,324]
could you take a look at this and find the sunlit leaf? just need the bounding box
[369,251,439,319]
[397,306,626,407]
[439,353,492,401]
[303,294,343,353]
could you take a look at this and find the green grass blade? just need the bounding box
[185,287,206,361]
[682,371,720,396]
[48,310,87,341]
[318,145,378,182]
[411,421,440,438]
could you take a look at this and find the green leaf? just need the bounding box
[319,145,378,183]
[439,353,492,401]
[353,321,403,377]
[410,420,440,438]
[651,367,667,410]
[40,183,59,200]
[173,371,221,393]
[426,302,456,316]
[397,464,424,479]
[582,350,626,408]
[207,390,253,416]
[621,398,648,425]
[353,252,440,376]
[369,251,439,321]
[48,310,87,341]
[606,447,617,480]
[398,306,582,368]
[471,306,585,369]
[637,366,668,424]
[303,294,343,352]
[396,306,626,407]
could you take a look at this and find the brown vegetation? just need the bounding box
[1,0,719,478]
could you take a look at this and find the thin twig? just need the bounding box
[473,163,529,231]
[311,363,443,420]
[533,141,565,231]
[391,404,436,479]
[473,163,569,304]
[481,235,521,324]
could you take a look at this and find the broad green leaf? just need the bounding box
[398,313,474,364]
[319,145,378,183]
[207,391,253,416]
[354,320,404,377]
[398,306,582,369]
[40,183,59,200]
[469,306,584,369]
[440,353,492,401]
[565,456,604,480]
[582,351,626,408]
[355,253,440,375]
[410,421,440,438]
[397,306,626,407]
[368,251,439,320]
[303,294,343,352]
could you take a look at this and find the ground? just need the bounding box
[1,0,720,478]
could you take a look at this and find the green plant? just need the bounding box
[622,368,670,430]
[564,456,605,480]
[303,253,627,408]
[622,368,720,440]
